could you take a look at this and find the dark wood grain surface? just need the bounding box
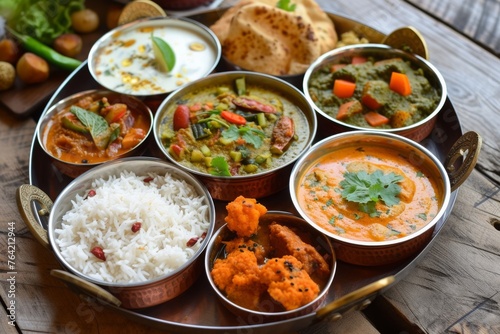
[1,0,499,333]
[406,0,500,56]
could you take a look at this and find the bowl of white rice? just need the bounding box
[18,156,216,309]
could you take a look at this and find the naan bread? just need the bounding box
[210,0,337,75]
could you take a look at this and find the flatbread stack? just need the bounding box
[210,0,338,75]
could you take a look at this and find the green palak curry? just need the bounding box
[307,55,441,129]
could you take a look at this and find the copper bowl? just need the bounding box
[303,44,447,142]
[205,211,336,323]
[17,157,216,308]
[153,71,317,201]
[37,90,153,178]
[289,131,480,266]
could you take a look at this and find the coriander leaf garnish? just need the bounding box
[70,106,113,150]
[222,125,266,148]
[340,169,403,215]
[209,156,231,176]
[276,0,296,11]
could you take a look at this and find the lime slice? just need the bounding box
[151,35,176,72]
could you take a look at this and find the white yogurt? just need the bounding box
[89,18,220,96]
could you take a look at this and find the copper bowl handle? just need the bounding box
[16,184,53,248]
[315,276,395,321]
[383,26,429,60]
[50,269,121,307]
[445,131,482,192]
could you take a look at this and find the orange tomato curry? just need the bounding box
[42,95,150,164]
[297,144,442,242]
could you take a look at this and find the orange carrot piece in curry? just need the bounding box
[389,72,412,96]
[364,111,390,126]
[337,100,363,120]
[333,79,356,98]
[351,56,367,64]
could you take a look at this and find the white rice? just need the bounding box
[54,170,211,284]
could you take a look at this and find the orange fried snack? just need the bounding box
[261,255,320,311]
[269,223,330,279]
[225,196,267,237]
[211,249,267,310]
[223,237,266,264]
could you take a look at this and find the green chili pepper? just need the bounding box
[6,26,82,71]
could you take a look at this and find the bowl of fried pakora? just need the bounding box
[205,196,336,323]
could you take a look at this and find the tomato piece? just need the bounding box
[173,105,190,130]
[170,144,184,159]
[103,103,127,123]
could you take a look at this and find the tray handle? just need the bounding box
[50,269,121,307]
[445,131,482,192]
[315,276,395,321]
[16,184,53,248]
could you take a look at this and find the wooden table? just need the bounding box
[1,0,499,333]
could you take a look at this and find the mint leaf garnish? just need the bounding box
[70,106,112,150]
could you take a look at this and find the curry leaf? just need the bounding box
[340,170,403,215]
[70,106,111,150]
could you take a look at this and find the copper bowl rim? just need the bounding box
[46,156,216,289]
[302,43,448,135]
[289,130,452,248]
[36,89,154,170]
[153,71,318,181]
[204,211,337,318]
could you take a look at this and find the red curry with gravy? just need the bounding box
[42,95,150,164]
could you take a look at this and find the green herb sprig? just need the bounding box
[209,156,231,176]
[340,170,403,217]
[222,125,266,148]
